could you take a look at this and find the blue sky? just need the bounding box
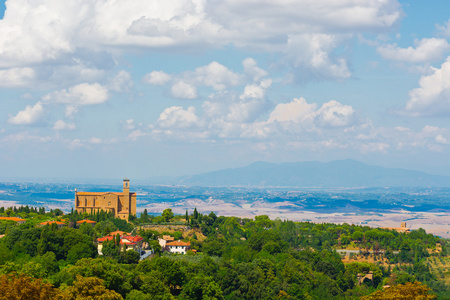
[1,0,450,180]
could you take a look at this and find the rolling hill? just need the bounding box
[178,159,450,187]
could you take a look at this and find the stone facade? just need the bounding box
[75,179,136,220]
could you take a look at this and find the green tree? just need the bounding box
[67,242,97,264]
[120,250,140,264]
[58,275,123,300]
[161,209,174,223]
[102,240,120,260]
[180,275,224,300]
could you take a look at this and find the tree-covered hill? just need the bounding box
[0,206,448,299]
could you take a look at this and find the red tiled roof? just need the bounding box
[40,221,65,225]
[109,230,129,236]
[76,219,97,224]
[0,217,25,222]
[166,240,190,247]
[97,236,114,242]
[97,235,143,245]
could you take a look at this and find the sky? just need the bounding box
[1,0,450,180]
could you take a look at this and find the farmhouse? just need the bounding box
[166,240,191,254]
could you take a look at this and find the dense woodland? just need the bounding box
[0,205,448,299]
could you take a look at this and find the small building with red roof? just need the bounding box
[0,217,26,225]
[76,219,97,227]
[108,230,130,236]
[97,232,144,255]
[39,221,66,229]
[165,240,191,254]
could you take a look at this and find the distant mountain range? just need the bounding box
[177,159,450,188]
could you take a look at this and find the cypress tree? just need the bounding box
[194,207,198,220]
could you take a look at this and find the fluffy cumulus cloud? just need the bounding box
[143,71,171,85]
[108,71,133,93]
[53,120,76,130]
[170,81,198,99]
[144,60,245,98]
[43,83,108,105]
[187,62,242,91]
[377,38,450,63]
[268,98,355,128]
[156,106,200,128]
[402,58,450,116]
[268,98,317,124]
[149,82,368,150]
[0,67,35,87]
[316,101,355,127]
[283,34,352,81]
[0,0,402,82]
[8,102,45,125]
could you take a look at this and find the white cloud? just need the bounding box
[188,61,242,91]
[53,120,76,130]
[170,81,198,99]
[65,106,79,118]
[284,33,351,81]
[123,119,136,130]
[316,100,355,127]
[43,83,108,105]
[240,79,272,100]
[89,137,118,144]
[402,58,450,116]
[128,129,146,141]
[226,98,270,123]
[8,102,45,125]
[0,0,401,83]
[143,71,172,85]
[148,59,265,99]
[436,134,449,145]
[269,97,317,124]
[243,58,268,81]
[157,106,200,128]
[0,67,35,87]
[108,70,133,92]
[377,38,450,63]
[268,98,355,127]
[437,19,450,37]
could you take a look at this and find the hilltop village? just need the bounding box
[0,180,448,299]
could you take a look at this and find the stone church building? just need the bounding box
[75,178,136,220]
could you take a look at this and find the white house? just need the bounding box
[166,240,191,254]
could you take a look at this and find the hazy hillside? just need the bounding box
[178,159,450,187]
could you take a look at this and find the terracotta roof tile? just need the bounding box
[166,240,190,247]
[40,221,65,225]
[76,219,97,224]
[0,217,26,222]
